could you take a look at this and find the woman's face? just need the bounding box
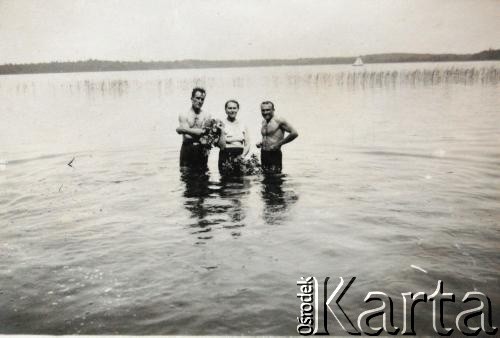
[225,102,239,121]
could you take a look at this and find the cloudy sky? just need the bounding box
[0,0,499,64]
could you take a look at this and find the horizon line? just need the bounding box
[2,48,499,66]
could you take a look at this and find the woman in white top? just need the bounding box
[218,99,250,175]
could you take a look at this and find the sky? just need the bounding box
[0,0,499,64]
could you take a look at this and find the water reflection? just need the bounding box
[218,175,250,238]
[180,169,250,243]
[180,168,211,199]
[260,174,299,225]
[180,168,300,234]
[2,65,498,100]
[277,66,499,90]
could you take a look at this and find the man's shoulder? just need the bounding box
[179,109,192,118]
[273,115,286,124]
[201,110,212,119]
[179,108,210,118]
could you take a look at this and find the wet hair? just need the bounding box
[191,87,206,98]
[225,99,240,109]
[261,100,275,110]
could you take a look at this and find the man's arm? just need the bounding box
[243,126,250,156]
[176,114,204,137]
[271,118,298,150]
[256,121,263,148]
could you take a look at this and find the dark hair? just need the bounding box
[191,87,206,98]
[225,99,240,109]
[261,100,275,110]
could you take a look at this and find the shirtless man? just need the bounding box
[176,87,212,170]
[256,101,298,174]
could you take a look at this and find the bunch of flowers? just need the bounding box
[221,153,262,175]
[199,119,224,153]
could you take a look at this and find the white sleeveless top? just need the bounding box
[224,120,246,148]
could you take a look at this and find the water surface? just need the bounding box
[0,62,499,334]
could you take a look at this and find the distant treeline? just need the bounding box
[1,49,499,75]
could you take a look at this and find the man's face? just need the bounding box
[191,91,206,110]
[261,103,274,122]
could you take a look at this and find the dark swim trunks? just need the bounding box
[180,140,208,171]
[218,147,244,175]
[261,149,282,174]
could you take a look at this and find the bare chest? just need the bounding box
[261,120,281,136]
[187,113,208,128]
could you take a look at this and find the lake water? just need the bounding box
[0,62,499,335]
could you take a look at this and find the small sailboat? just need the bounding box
[353,56,364,66]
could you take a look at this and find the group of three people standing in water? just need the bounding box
[176,87,298,175]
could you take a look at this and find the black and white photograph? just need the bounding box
[0,0,499,336]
